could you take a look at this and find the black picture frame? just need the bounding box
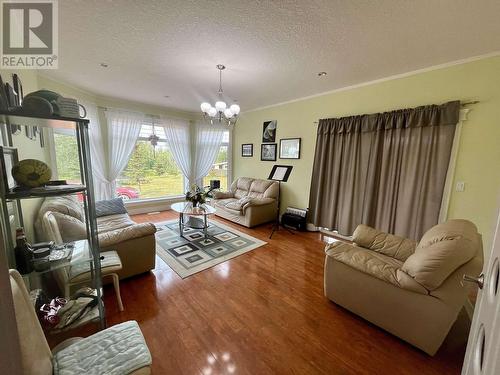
[261,143,277,161]
[0,146,19,194]
[279,138,301,159]
[241,143,253,157]
[262,120,277,143]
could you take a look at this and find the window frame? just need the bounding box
[200,128,232,191]
[118,125,186,201]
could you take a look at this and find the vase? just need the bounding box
[192,201,198,208]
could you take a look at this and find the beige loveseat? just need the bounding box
[35,196,157,279]
[210,177,278,227]
[324,219,483,355]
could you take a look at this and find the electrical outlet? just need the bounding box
[456,181,465,192]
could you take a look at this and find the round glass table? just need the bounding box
[170,202,216,238]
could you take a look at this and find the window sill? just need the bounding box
[124,195,185,215]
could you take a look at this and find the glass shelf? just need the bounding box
[30,240,93,275]
[5,184,86,200]
[48,303,101,334]
[0,110,89,130]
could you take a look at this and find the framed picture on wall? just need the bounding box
[241,144,253,157]
[262,120,277,142]
[261,143,277,161]
[0,146,19,193]
[279,138,301,159]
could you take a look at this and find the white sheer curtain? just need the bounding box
[105,110,143,197]
[83,102,112,200]
[160,117,192,186]
[192,121,225,184]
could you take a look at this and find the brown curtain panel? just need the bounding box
[309,101,460,240]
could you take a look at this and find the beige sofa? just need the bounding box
[35,196,157,279]
[210,177,278,227]
[324,219,483,355]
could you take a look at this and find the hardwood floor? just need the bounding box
[102,210,468,374]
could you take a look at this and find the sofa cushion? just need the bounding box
[95,198,127,218]
[248,179,277,199]
[51,212,87,243]
[97,214,136,234]
[353,224,417,262]
[99,223,157,248]
[233,177,254,199]
[224,197,253,211]
[402,219,480,291]
[212,191,234,199]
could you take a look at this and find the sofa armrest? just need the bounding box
[244,197,275,207]
[325,241,427,295]
[242,197,275,213]
[212,191,234,199]
[98,223,157,248]
[353,224,417,262]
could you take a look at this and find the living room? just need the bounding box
[1,1,500,374]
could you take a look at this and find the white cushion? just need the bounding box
[53,321,151,375]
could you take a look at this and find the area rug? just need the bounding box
[154,219,267,278]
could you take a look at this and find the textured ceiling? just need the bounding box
[42,0,500,113]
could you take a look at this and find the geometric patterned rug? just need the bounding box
[155,219,267,278]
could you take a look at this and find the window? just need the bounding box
[53,128,81,184]
[203,130,230,190]
[52,121,230,201]
[117,124,184,200]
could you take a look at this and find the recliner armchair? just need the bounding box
[35,195,157,279]
[324,219,483,355]
[210,177,278,227]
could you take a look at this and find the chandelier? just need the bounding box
[200,64,240,126]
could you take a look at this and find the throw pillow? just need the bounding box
[95,198,128,218]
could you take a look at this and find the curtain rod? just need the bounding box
[97,106,161,119]
[312,100,480,125]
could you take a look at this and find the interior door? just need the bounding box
[462,204,500,374]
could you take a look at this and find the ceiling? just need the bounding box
[43,0,500,113]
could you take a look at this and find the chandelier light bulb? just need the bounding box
[229,104,240,115]
[200,102,211,113]
[208,107,217,117]
[224,108,234,118]
[215,101,227,112]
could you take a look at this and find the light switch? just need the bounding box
[456,181,465,192]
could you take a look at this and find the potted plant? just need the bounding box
[185,185,215,208]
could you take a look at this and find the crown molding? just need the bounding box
[244,51,500,114]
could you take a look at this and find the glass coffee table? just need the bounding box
[170,202,216,239]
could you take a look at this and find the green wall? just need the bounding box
[233,56,500,256]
